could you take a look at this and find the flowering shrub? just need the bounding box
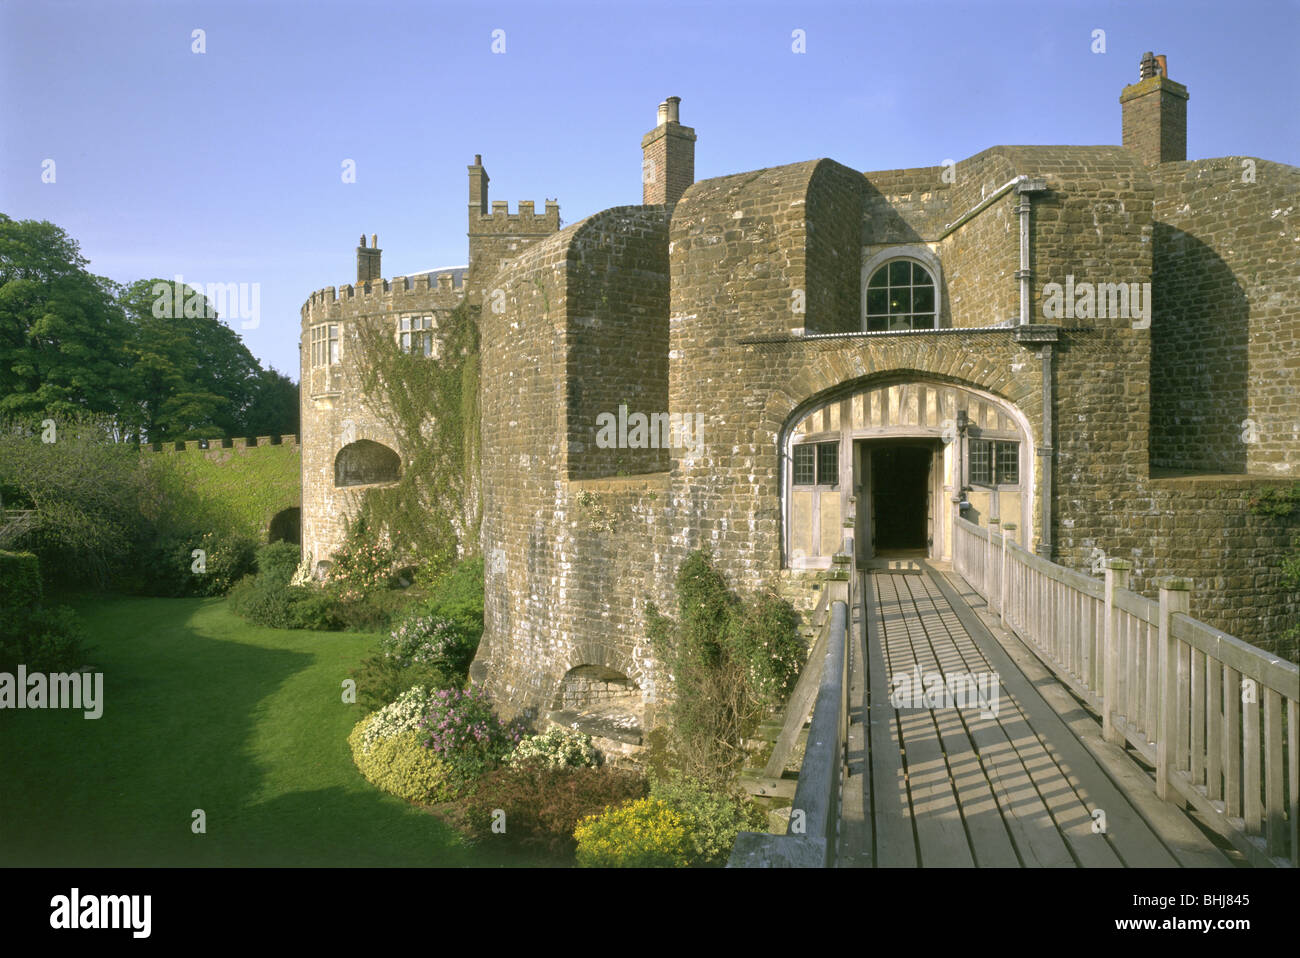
[733,592,805,706]
[508,725,601,770]
[574,798,692,868]
[356,685,438,755]
[329,533,395,602]
[420,684,526,791]
[463,765,647,857]
[347,723,454,805]
[383,611,474,672]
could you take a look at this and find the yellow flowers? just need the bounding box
[573,798,692,868]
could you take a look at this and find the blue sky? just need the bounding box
[3,0,1296,380]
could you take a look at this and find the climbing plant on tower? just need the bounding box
[345,299,482,577]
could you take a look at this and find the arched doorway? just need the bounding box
[781,378,1034,567]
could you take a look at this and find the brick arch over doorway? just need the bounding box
[778,375,1036,567]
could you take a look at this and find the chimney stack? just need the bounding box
[1121,51,1188,166]
[641,96,696,206]
[468,154,489,216]
[357,232,382,283]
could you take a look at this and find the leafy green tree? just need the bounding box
[118,279,264,441]
[0,216,133,426]
[241,366,299,438]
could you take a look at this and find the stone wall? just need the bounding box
[1149,157,1300,476]
[563,207,672,480]
[299,274,464,565]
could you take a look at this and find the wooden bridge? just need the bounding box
[731,519,1299,868]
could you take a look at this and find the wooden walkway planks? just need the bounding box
[836,567,1229,868]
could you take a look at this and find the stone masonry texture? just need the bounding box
[299,79,1300,722]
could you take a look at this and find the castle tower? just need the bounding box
[466,154,560,305]
[356,233,381,283]
[1120,52,1189,166]
[641,96,696,205]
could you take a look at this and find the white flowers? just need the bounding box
[357,686,437,755]
[508,725,601,769]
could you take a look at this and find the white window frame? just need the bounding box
[861,245,944,331]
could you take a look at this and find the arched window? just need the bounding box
[864,259,937,331]
[334,440,400,487]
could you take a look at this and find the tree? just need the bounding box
[118,279,264,441]
[242,367,299,438]
[0,216,133,425]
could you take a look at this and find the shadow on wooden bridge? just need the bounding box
[733,561,1273,868]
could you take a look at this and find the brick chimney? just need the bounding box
[356,233,381,283]
[468,153,489,215]
[1120,52,1189,166]
[641,96,696,206]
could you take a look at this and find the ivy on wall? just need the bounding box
[346,301,482,576]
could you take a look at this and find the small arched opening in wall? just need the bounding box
[334,439,400,488]
[267,506,301,546]
[547,664,645,753]
[780,375,1035,568]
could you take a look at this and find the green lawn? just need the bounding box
[0,595,515,867]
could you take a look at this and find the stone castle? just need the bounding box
[301,53,1299,728]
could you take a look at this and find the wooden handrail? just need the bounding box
[952,512,1298,867]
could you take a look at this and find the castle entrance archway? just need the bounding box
[782,378,1034,568]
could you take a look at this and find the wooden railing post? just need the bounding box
[1000,523,1015,629]
[984,519,998,605]
[1156,576,1192,802]
[1102,558,1131,746]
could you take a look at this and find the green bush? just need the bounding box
[574,797,692,868]
[255,541,304,588]
[463,764,647,857]
[143,530,257,597]
[352,653,457,715]
[649,772,768,866]
[228,575,310,629]
[347,725,455,805]
[0,605,92,673]
[330,589,411,632]
[0,550,42,615]
[732,592,803,706]
[647,550,803,784]
[422,556,484,628]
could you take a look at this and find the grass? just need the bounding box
[149,442,300,542]
[0,594,522,867]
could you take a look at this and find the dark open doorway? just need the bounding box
[870,445,931,552]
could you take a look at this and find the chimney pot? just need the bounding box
[1155,54,1168,78]
[371,233,378,248]
[657,101,669,125]
[474,153,482,165]
[665,96,681,124]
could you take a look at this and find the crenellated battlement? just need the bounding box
[471,198,561,234]
[302,269,468,318]
[137,435,301,453]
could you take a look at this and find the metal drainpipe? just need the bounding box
[1017,190,1032,325]
[1012,177,1051,556]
